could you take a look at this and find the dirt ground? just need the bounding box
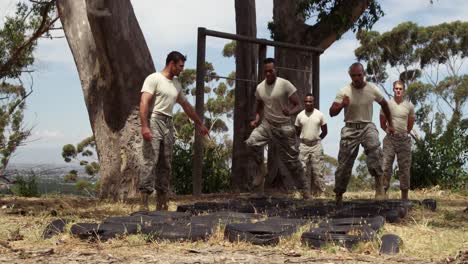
[0,190,467,264]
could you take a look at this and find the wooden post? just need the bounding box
[258,44,266,82]
[193,27,206,196]
[312,53,320,109]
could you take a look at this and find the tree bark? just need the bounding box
[231,0,258,192]
[57,0,155,200]
[266,0,371,191]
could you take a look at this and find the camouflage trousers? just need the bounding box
[138,116,174,195]
[245,120,309,192]
[382,134,412,190]
[334,123,383,195]
[299,141,325,195]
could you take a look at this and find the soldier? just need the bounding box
[329,62,394,206]
[245,58,310,199]
[380,80,415,200]
[295,94,328,196]
[139,51,209,211]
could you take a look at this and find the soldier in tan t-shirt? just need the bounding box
[139,51,209,211]
[245,58,310,199]
[295,94,328,196]
[329,62,395,206]
[380,80,415,200]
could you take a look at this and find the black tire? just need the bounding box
[70,222,139,241]
[380,234,402,255]
[422,199,437,211]
[318,216,385,231]
[302,225,376,249]
[42,218,70,239]
[224,218,304,246]
[141,222,214,242]
[283,204,334,219]
[333,206,401,223]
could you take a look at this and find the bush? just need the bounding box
[11,175,40,197]
[171,141,231,195]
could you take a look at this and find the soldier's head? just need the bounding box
[393,80,405,98]
[165,51,186,77]
[263,58,277,85]
[304,93,315,112]
[348,62,366,89]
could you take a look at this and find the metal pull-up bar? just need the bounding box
[192,27,323,196]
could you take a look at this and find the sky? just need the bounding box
[1,0,467,165]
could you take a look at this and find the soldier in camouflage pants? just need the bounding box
[299,142,325,195]
[139,51,209,211]
[380,80,415,200]
[246,58,310,198]
[139,116,174,197]
[334,123,384,195]
[329,63,395,206]
[382,134,412,191]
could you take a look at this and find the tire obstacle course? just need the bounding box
[42,197,437,254]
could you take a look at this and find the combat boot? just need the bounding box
[401,189,409,200]
[156,192,169,211]
[139,192,149,211]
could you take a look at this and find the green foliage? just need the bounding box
[62,136,100,182]
[222,41,236,58]
[171,140,231,195]
[268,1,384,40]
[75,179,96,194]
[348,153,373,191]
[0,1,57,182]
[297,0,384,32]
[11,174,40,197]
[64,170,78,182]
[356,21,468,190]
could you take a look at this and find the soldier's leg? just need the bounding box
[382,135,396,192]
[155,124,174,211]
[396,136,412,200]
[310,143,326,196]
[274,124,309,198]
[299,143,312,191]
[361,124,385,199]
[245,123,270,193]
[334,127,360,198]
[138,119,163,211]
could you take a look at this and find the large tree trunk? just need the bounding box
[57,0,155,200]
[266,0,371,191]
[231,0,257,192]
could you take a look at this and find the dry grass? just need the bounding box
[0,188,466,263]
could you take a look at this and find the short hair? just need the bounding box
[305,93,314,97]
[166,51,186,66]
[348,62,364,73]
[263,58,275,65]
[393,80,406,89]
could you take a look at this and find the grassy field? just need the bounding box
[0,188,466,264]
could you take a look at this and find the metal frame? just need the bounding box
[192,27,324,195]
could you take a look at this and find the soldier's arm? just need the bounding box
[320,124,328,139]
[284,92,303,116]
[378,99,394,129]
[407,115,415,133]
[179,99,209,136]
[295,126,301,138]
[140,92,154,141]
[379,113,387,131]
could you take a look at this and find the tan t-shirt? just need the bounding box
[295,109,326,141]
[141,72,187,117]
[380,98,415,133]
[256,77,296,124]
[334,82,384,123]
